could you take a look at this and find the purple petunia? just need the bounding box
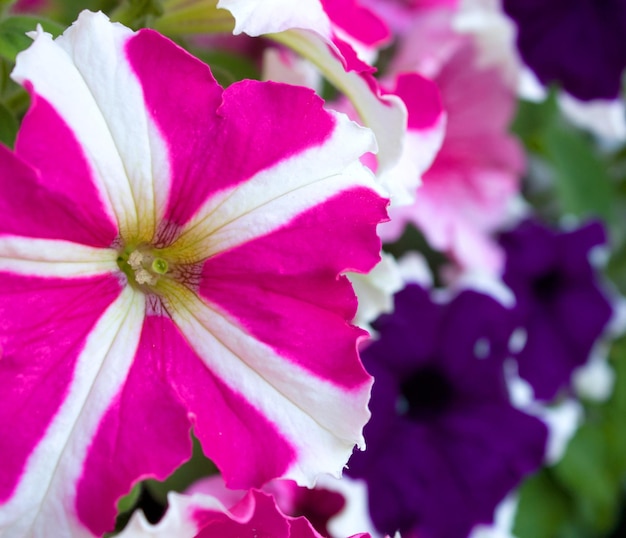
[499,219,614,401]
[502,0,626,101]
[346,284,548,538]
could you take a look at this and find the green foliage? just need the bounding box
[0,15,64,61]
[514,471,572,538]
[110,0,163,29]
[515,337,626,538]
[552,422,620,534]
[542,125,615,224]
[512,92,617,226]
[116,482,142,515]
[192,48,261,87]
[0,100,17,146]
[511,91,559,149]
[144,434,217,505]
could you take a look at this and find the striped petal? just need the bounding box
[0,281,143,536]
[12,11,172,243]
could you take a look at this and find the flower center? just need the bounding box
[117,245,171,289]
[531,269,562,303]
[397,365,454,421]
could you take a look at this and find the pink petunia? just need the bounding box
[380,8,524,273]
[0,11,387,537]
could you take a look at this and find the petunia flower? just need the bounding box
[499,219,614,401]
[360,0,460,35]
[502,0,626,101]
[346,283,548,538]
[183,468,383,537]
[379,7,524,273]
[0,10,388,537]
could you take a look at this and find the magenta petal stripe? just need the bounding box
[141,315,296,490]
[0,274,123,504]
[119,488,326,537]
[13,92,118,247]
[170,285,375,488]
[0,145,116,247]
[75,315,193,535]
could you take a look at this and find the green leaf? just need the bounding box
[116,482,142,514]
[552,423,620,533]
[0,15,65,61]
[542,124,615,223]
[514,471,571,538]
[0,0,16,14]
[110,0,163,29]
[0,100,18,147]
[144,434,217,504]
[511,91,559,150]
[191,48,261,87]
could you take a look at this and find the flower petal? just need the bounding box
[74,312,193,535]
[119,489,326,537]
[0,144,116,247]
[161,109,379,261]
[271,29,407,196]
[0,236,117,278]
[0,278,144,536]
[217,0,331,37]
[12,11,172,242]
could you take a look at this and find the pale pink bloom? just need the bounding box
[381,8,524,273]
[0,11,387,537]
[360,0,459,34]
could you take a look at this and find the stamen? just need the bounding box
[135,268,157,286]
[128,250,144,270]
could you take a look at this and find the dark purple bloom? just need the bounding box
[502,0,626,101]
[499,219,613,401]
[347,284,548,538]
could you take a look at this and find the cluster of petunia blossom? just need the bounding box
[0,0,622,537]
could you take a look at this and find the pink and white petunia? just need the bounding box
[0,10,387,537]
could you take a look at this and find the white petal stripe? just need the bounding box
[0,236,118,278]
